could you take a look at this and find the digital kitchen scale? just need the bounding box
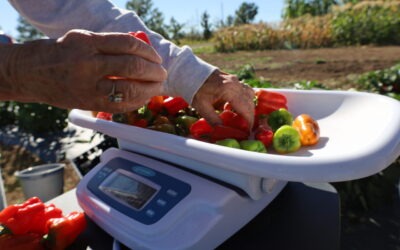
[77,148,286,250]
[70,89,400,249]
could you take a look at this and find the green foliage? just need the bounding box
[237,64,256,80]
[201,11,212,40]
[0,102,16,127]
[283,0,338,19]
[16,103,68,134]
[16,16,45,42]
[333,159,400,220]
[234,2,259,25]
[214,1,400,52]
[125,0,169,38]
[331,2,400,46]
[293,80,330,89]
[167,17,184,43]
[357,64,400,100]
[0,102,68,134]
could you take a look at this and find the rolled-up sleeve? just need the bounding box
[8,0,217,103]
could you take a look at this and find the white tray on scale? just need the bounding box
[69,89,400,200]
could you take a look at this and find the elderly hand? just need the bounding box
[192,70,255,129]
[0,29,167,113]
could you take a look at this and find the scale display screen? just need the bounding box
[100,172,157,210]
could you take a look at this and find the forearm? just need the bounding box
[0,44,25,101]
[8,0,217,103]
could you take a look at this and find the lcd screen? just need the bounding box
[100,172,157,210]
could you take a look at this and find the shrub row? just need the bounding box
[213,1,400,52]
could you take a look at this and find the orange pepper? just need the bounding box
[292,114,320,146]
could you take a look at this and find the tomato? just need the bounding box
[219,110,250,132]
[210,125,249,142]
[132,119,148,128]
[255,127,274,148]
[96,112,112,121]
[190,118,214,141]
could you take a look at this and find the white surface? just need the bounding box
[77,148,286,250]
[69,89,400,182]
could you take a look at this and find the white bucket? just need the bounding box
[15,163,65,202]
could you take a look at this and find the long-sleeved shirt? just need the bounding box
[8,0,217,104]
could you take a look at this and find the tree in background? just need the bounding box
[16,16,45,42]
[283,0,338,19]
[167,17,184,44]
[234,2,258,25]
[200,11,212,40]
[125,0,169,38]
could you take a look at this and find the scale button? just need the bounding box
[145,209,155,217]
[166,189,178,197]
[156,199,167,207]
[132,166,156,177]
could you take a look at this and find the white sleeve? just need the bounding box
[8,0,218,103]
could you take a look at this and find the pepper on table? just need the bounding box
[44,211,87,250]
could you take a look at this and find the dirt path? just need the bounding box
[198,46,400,88]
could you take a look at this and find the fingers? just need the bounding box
[95,78,163,112]
[194,100,223,126]
[96,54,167,82]
[91,32,163,64]
[228,83,255,129]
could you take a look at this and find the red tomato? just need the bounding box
[132,119,148,128]
[219,110,250,132]
[255,127,274,148]
[96,112,112,121]
[190,118,214,141]
[210,125,249,142]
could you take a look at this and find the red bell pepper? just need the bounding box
[255,90,287,115]
[190,118,213,141]
[163,97,189,115]
[255,127,274,148]
[219,110,250,132]
[30,204,63,235]
[1,201,45,235]
[147,96,165,114]
[0,233,44,250]
[45,211,87,250]
[210,125,249,142]
[129,31,151,45]
[96,112,112,121]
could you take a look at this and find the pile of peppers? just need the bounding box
[96,89,320,154]
[0,197,86,250]
[94,31,321,154]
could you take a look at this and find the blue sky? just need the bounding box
[0,0,284,38]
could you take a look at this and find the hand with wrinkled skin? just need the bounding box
[192,70,255,130]
[0,29,167,113]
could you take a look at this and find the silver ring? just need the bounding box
[108,83,123,103]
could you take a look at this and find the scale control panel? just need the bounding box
[87,157,191,225]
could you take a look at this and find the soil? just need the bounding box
[198,45,400,89]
